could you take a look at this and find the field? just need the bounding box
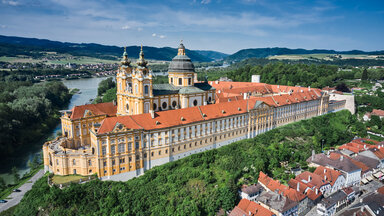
[268,53,383,61]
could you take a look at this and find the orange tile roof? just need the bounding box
[70,102,117,120]
[209,81,322,98]
[378,186,384,195]
[258,172,306,202]
[295,171,330,189]
[229,199,275,216]
[97,98,264,134]
[314,166,342,186]
[351,138,379,145]
[288,177,322,201]
[371,109,384,117]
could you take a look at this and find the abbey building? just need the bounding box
[43,42,346,181]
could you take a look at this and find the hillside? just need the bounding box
[225,47,384,62]
[0,35,213,62]
[194,50,229,61]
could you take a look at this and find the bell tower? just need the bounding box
[116,46,153,116]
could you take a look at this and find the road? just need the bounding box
[0,169,44,213]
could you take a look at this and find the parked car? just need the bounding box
[12,189,21,192]
[0,200,7,203]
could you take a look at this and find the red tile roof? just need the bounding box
[314,166,342,186]
[258,172,306,202]
[371,109,384,117]
[295,171,330,189]
[70,102,117,120]
[378,186,384,195]
[229,199,275,216]
[97,98,263,134]
[287,179,322,201]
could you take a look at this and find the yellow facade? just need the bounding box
[43,43,337,181]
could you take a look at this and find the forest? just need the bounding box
[11,110,366,216]
[0,79,72,165]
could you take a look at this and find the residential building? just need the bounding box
[256,190,298,216]
[229,199,275,216]
[307,153,361,186]
[317,190,348,216]
[239,183,264,201]
[294,171,332,196]
[314,166,345,194]
[258,172,308,215]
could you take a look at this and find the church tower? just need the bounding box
[168,42,196,87]
[116,46,153,116]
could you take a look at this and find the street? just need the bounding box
[0,169,44,213]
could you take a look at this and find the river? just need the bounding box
[0,77,109,185]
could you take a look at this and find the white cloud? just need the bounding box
[137,27,143,32]
[2,0,20,6]
[201,0,211,4]
[159,35,166,39]
[0,25,6,28]
[121,25,130,30]
[152,33,156,37]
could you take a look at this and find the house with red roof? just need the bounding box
[229,199,275,216]
[258,171,309,215]
[314,166,345,194]
[294,171,332,196]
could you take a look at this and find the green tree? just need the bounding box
[362,68,368,81]
[11,166,20,183]
[97,77,116,96]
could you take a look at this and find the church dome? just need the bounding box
[168,55,195,73]
[168,42,195,73]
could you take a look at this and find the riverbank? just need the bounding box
[0,77,110,184]
[0,165,43,200]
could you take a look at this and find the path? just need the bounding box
[0,169,44,212]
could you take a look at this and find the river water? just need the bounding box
[0,77,109,184]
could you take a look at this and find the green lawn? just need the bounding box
[51,175,90,185]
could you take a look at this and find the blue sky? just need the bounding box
[0,0,383,54]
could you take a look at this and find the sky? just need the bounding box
[0,0,383,54]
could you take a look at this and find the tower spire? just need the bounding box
[121,46,130,66]
[137,44,147,67]
[178,41,185,56]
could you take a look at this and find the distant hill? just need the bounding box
[194,50,228,61]
[225,47,384,62]
[0,35,213,62]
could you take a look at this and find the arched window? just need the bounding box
[144,85,149,95]
[193,100,198,106]
[208,96,212,102]
[162,102,167,109]
[178,78,182,85]
[172,101,177,108]
[135,84,138,94]
[153,103,157,110]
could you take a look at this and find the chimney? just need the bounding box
[249,211,251,216]
[324,169,326,174]
[215,80,219,84]
[340,155,343,161]
[308,175,312,182]
[308,86,311,91]
[297,182,300,192]
[243,93,248,100]
[315,188,318,195]
[149,110,155,119]
[324,175,327,181]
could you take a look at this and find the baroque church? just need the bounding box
[43,42,346,181]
